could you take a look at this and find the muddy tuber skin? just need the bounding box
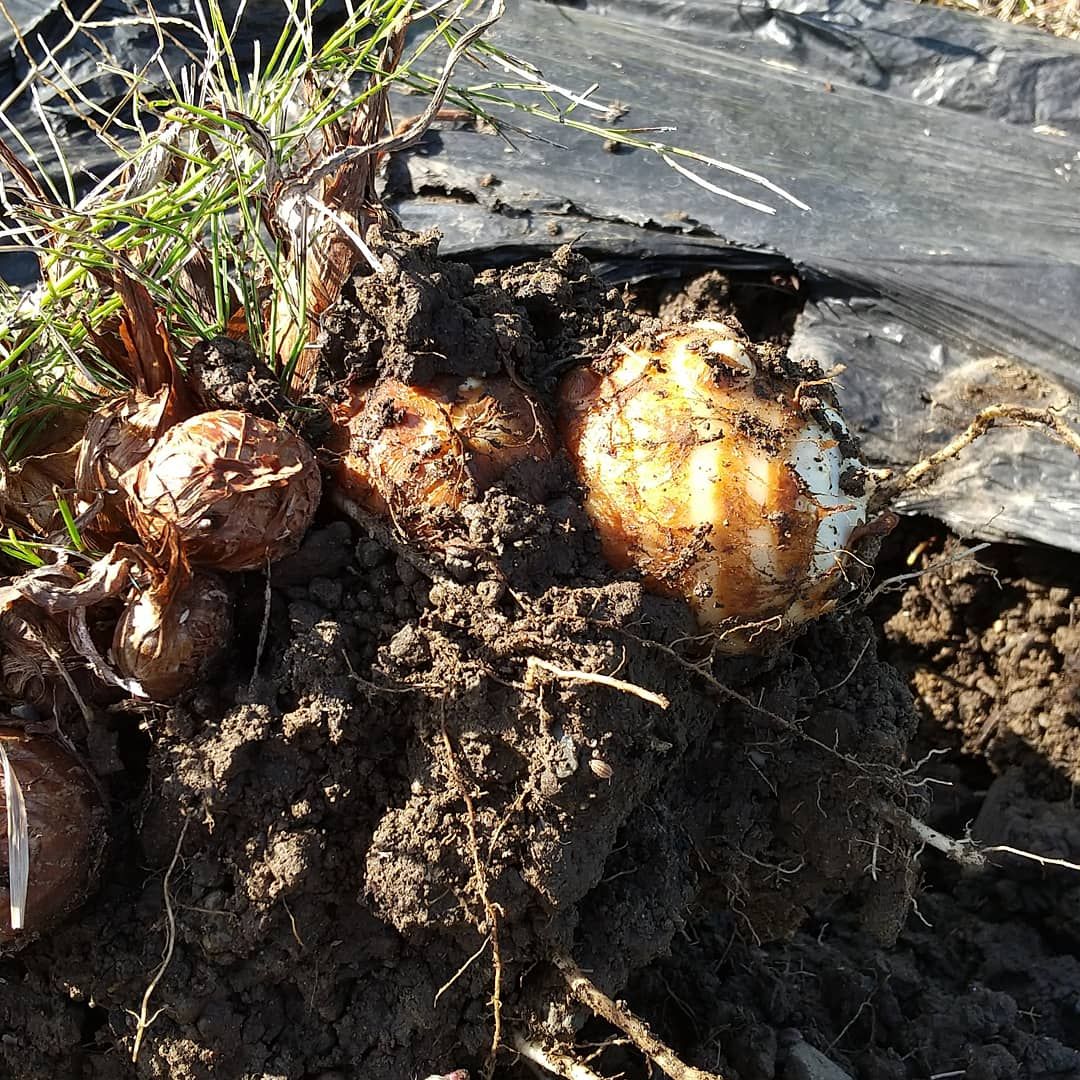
[558,320,882,653]
[329,374,555,540]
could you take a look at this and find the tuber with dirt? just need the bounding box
[0,5,1079,1080]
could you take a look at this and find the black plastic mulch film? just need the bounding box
[2,0,1079,549]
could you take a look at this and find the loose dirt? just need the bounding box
[1,242,1076,1080]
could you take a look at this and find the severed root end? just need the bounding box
[897,811,1080,874]
[513,1033,608,1080]
[552,956,730,1080]
[870,404,1080,512]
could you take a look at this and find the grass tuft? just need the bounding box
[0,0,800,467]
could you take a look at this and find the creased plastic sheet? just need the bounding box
[390,0,1080,551]
[2,0,1079,549]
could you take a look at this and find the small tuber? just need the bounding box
[0,729,107,948]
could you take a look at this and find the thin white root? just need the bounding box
[900,813,1080,873]
[983,845,1080,873]
[525,657,669,710]
[250,559,272,690]
[863,542,992,605]
[513,1032,608,1080]
[433,935,490,1007]
[439,721,504,1080]
[130,817,190,1062]
[874,403,1080,508]
[555,956,729,1080]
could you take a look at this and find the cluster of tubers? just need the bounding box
[333,319,880,650]
[2,302,881,948]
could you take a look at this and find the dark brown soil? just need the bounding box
[881,531,1080,794]
[607,520,1080,1080]
[1,246,1078,1080]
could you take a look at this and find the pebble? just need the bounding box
[389,624,428,663]
[783,1041,854,1080]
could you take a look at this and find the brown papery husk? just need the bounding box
[270,34,402,397]
[113,568,234,701]
[0,728,107,949]
[0,407,86,535]
[9,547,142,614]
[1,547,150,706]
[123,410,322,572]
[75,386,185,536]
[72,268,197,539]
[0,591,76,712]
[328,375,555,540]
[0,446,81,536]
[92,268,195,406]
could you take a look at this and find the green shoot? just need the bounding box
[55,496,87,553]
[0,0,803,466]
[0,530,46,568]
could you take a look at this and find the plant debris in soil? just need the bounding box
[4,238,1080,1080]
[0,240,939,1080]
